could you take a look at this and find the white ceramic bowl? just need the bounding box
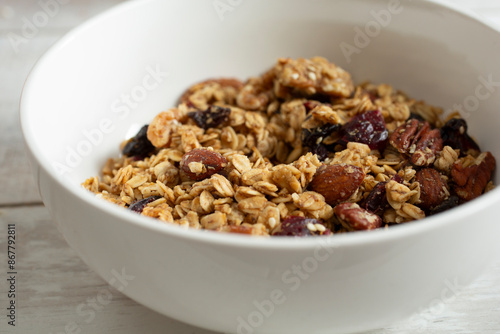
[21,0,500,333]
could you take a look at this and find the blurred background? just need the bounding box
[1,1,500,333]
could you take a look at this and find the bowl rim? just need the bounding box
[20,0,500,250]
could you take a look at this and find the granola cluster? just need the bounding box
[83,57,496,236]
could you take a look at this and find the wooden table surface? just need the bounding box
[1,1,500,333]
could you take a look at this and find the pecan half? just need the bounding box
[415,168,449,210]
[451,151,496,201]
[390,119,443,166]
[308,164,365,206]
[334,202,382,231]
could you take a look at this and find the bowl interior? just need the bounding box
[22,0,500,226]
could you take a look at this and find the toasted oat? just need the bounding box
[434,145,459,173]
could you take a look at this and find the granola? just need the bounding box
[83,56,496,236]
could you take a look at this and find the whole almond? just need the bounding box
[180,148,228,181]
[308,164,365,206]
[415,168,449,209]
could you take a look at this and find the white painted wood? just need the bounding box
[1,1,500,333]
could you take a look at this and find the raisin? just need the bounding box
[339,109,388,151]
[440,118,480,156]
[129,196,162,213]
[408,113,425,122]
[309,144,330,161]
[363,181,388,215]
[301,123,340,161]
[122,125,155,158]
[429,195,460,216]
[307,93,334,104]
[187,105,231,129]
[363,174,403,214]
[273,216,332,236]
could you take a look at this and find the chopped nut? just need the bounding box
[451,151,496,201]
[334,202,382,230]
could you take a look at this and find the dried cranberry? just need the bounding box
[187,105,231,129]
[273,216,332,236]
[429,195,460,216]
[129,196,162,213]
[440,118,480,156]
[122,125,155,158]
[301,123,340,161]
[392,174,403,184]
[339,109,388,151]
